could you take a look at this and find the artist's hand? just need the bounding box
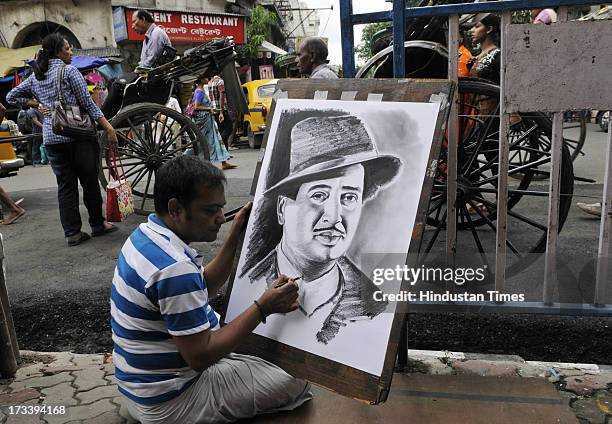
[230,202,252,235]
[257,275,300,316]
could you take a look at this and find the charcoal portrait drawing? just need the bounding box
[225,99,440,376]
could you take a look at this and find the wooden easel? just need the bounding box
[225,78,454,404]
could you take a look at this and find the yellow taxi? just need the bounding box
[242,78,278,148]
[0,119,25,177]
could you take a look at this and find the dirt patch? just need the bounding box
[19,353,55,366]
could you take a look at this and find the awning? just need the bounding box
[0,45,41,77]
[73,47,123,58]
[259,40,287,55]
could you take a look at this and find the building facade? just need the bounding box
[0,0,115,49]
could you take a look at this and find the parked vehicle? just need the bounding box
[597,110,610,132]
[242,79,278,148]
[0,120,25,178]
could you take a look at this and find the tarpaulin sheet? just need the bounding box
[0,45,40,77]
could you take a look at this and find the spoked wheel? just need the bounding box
[99,102,207,215]
[521,110,586,181]
[424,78,574,277]
[562,111,587,162]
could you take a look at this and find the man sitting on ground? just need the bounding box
[111,156,311,423]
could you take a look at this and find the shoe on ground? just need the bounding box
[66,232,91,246]
[92,223,119,237]
[228,146,239,151]
[222,163,238,170]
[576,202,602,217]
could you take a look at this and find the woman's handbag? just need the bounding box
[105,142,134,222]
[52,65,97,138]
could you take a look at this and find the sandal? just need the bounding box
[2,209,25,225]
[67,232,91,246]
[92,223,119,237]
[222,163,238,170]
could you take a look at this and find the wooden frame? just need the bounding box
[222,78,454,404]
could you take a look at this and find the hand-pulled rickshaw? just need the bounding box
[355,6,582,276]
[97,37,248,214]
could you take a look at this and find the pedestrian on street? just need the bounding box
[6,33,119,246]
[208,74,235,151]
[468,13,501,84]
[192,76,237,170]
[112,156,311,422]
[532,8,558,24]
[27,103,46,165]
[295,37,338,79]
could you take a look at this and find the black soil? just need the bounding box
[11,288,612,365]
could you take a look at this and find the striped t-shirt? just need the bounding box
[111,214,219,405]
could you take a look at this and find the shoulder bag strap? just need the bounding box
[56,65,66,104]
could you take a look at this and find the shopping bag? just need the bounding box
[106,178,134,222]
[105,141,134,222]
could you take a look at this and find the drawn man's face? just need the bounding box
[278,164,365,263]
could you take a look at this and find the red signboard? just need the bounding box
[124,8,245,44]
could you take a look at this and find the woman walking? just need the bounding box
[7,34,119,246]
[468,13,501,83]
[191,76,237,170]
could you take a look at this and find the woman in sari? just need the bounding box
[192,76,237,170]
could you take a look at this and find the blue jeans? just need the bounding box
[45,139,104,237]
[31,135,43,164]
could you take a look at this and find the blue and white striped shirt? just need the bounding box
[111,214,219,405]
[6,59,104,145]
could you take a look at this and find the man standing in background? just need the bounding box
[28,104,46,165]
[295,37,338,80]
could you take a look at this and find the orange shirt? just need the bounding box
[458,45,473,78]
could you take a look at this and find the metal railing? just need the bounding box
[339,0,612,315]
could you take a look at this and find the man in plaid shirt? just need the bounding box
[208,75,234,150]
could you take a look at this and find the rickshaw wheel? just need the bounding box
[424,79,574,277]
[98,102,207,215]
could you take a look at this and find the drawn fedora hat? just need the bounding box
[263,115,402,200]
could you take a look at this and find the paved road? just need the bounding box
[0,125,610,359]
[1,125,609,301]
[1,148,260,299]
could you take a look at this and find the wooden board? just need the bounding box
[504,20,612,112]
[223,78,454,404]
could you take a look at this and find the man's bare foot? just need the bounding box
[222,162,238,170]
[2,208,25,225]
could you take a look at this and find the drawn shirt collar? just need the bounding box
[275,243,340,316]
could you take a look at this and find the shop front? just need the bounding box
[113,6,246,70]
